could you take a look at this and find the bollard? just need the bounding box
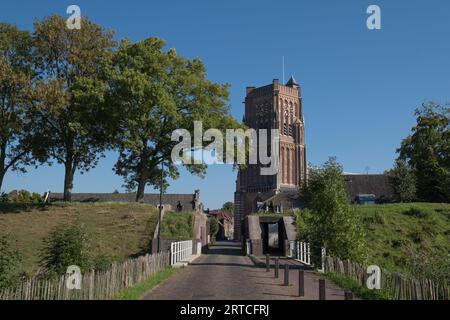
[345,291,353,300]
[284,264,290,286]
[266,254,270,272]
[319,279,326,300]
[274,258,279,278]
[298,270,304,297]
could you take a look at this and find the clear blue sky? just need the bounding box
[2,0,450,209]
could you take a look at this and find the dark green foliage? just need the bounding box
[299,157,367,264]
[209,217,219,237]
[398,102,450,203]
[387,159,416,202]
[0,23,34,193]
[107,38,242,201]
[222,202,234,213]
[0,192,8,203]
[40,223,91,275]
[0,235,22,289]
[92,254,113,272]
[28,16,116,201]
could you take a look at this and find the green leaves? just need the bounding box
[0,23,33,192]
[387,159,416,202]
[27,16,116,200]
[40,223,91,275]
[300,157,367,264]
[0,235,22,289]
[108,37,240,200]
[398,102,450,203]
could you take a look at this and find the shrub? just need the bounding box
[295,209,310,241]
[7,190,43,204]
[92,254,113,271]
[0,235,22,289]
[0,192,8,203]
[209,217,219,237]
[40,223,91,276]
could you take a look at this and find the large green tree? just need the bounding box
[398,103,450,202]
[0,23,33,193]
[27,16,115,201]
[300,157,367,264]
[222,201,234,213]
[108,38,240,201]
[386,159,416,202]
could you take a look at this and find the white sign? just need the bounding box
[66,265,82,290]
[366,265,381,289]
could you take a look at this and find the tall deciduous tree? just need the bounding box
[0,23,33,193]
[222,201,234,213]
[108,38,240,202]
[300,157,367,264]
[28,16,115,201]
[386,159,416,202]
[398,103,450,203]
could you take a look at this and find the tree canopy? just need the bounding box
[108,38,241,201]
[0,23,33,193]
[26,16,115,201]
[222,201,234,213]
[398,102,449,202]
[386,159,416,202]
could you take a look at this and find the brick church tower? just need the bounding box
[233,77,307,240]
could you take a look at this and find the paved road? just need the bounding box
[143,241,349,300]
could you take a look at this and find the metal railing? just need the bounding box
[170,240,193,265]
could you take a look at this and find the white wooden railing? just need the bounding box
[288,240,311,265]
[170,240,193,265]
[287,240,326,271]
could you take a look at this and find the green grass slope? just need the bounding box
[356,203,450,278]
[0,202,159,275]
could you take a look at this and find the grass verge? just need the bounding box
[113,267,180,300]
[322,272,392,300]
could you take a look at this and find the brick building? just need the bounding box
[234,77,307,240]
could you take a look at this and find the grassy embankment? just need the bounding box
[357,202,450,275]
[0,202,195,275]
[319,203,449,299]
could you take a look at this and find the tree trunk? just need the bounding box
[63,161,75,202]
[135,144,148,202]
[0,142,6,194]
[136,175,146,202]
[0,170,4,194]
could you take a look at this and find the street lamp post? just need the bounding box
[157,161,164,252]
